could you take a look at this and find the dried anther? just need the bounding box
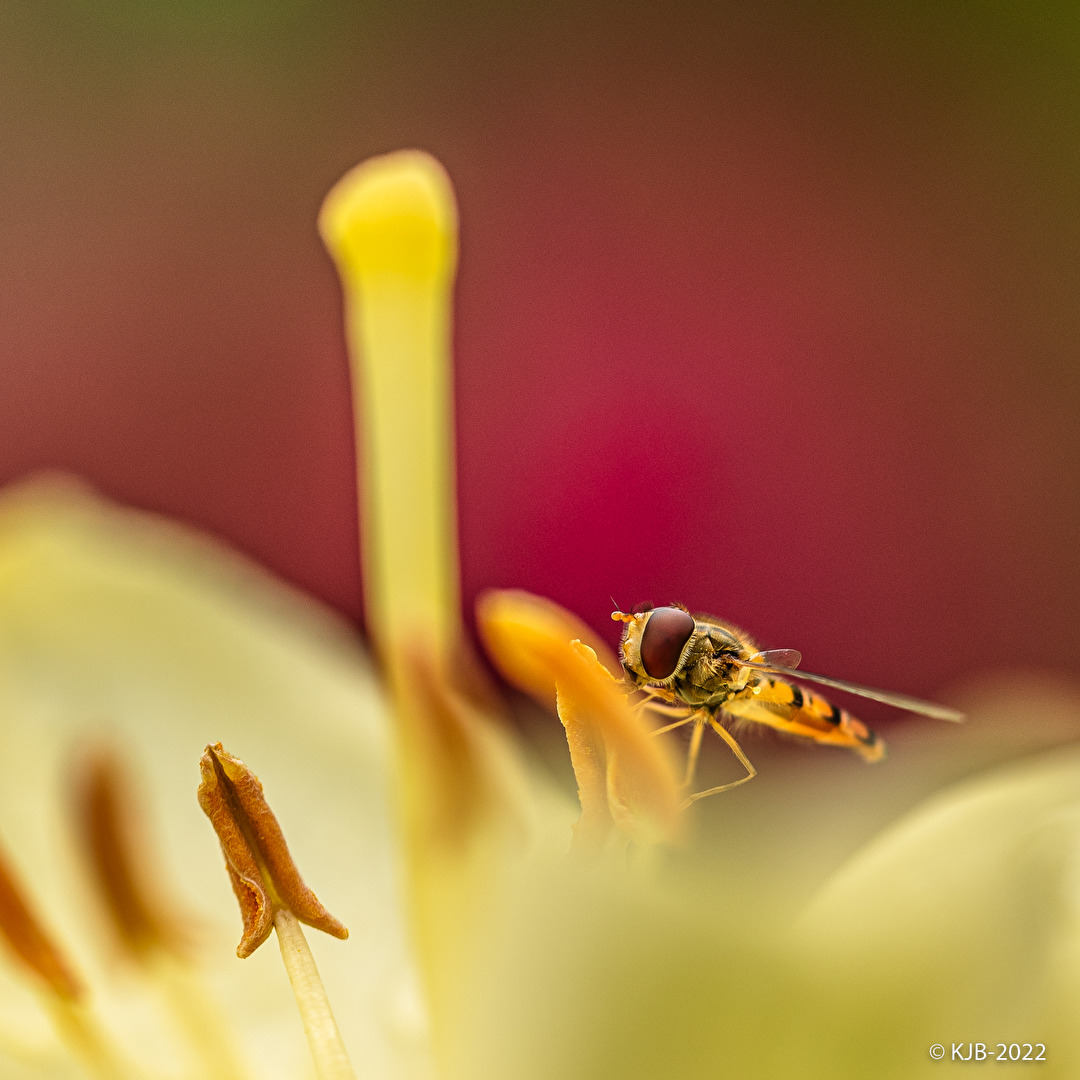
[197,743,348,958]
[0,843,81,999]
[74,747,184,958]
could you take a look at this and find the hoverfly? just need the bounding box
[612,604,964,805]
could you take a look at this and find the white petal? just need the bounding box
[0,478,430,1079]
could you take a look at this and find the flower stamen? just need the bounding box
[0,845,81,1002]
[74,747,183,958]
[0,839,134,1079]
[197,743,354,1080]
[197,743,348,957]
[73,746,249,1080]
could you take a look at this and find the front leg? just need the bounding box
[638,703,711,788]
[682,718,757,807]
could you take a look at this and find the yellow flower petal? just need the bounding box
[476,589,683,851]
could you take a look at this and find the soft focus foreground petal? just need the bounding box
[477,589,682,853]
[0,478,429,1080]
[450,697,1080,1080]
[798,743,1080,1078]
[451,853,826,1080]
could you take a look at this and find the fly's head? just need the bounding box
[611,605,698,690]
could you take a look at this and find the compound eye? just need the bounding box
[639,607,695,680]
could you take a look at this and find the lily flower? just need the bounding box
[0,145,1078,1080]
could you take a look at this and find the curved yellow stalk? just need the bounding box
[319,150,461,675]
[320,152,546,1074]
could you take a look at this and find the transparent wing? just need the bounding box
[733,658,965,723]
[753,649,801,668]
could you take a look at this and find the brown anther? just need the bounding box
[73,746,184,958]
[0,842,81,1000]
[197,743,348,959]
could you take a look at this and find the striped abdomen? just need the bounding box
[721,677,885,762]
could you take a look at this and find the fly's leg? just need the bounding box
[648,711,698,736]
[628,686,680,712]
[633,697,718,793]
[643,706,709,787]
[682,712,708,788]
[631,688,696,734]
[682,717,756,808]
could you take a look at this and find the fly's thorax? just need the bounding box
[672,642,747,706]
[669,665,727,707]
[669,617,760,706]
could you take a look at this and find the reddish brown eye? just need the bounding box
[639,607,695,679]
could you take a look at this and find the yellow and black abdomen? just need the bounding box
[721,677,885,763]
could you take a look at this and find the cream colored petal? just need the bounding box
[798,742,1080,1076]
[0,477,431,1080]
[446,695,1080,1080]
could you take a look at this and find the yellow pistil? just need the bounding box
[197,743,354,1080]
[320,152,543,1075]
[319,149,461,676]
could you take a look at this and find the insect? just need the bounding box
[612,604,964,805]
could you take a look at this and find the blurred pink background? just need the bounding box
[2,2,1078,724]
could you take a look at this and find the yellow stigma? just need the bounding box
[318,150,461,674]
[319,150,457,284]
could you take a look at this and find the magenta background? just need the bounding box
[2,3,1078,719]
